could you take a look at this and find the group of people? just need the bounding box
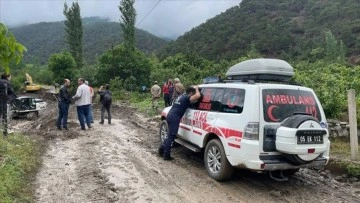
[150,77,202,161]
[56,78,113,131]
[150,77,185,108]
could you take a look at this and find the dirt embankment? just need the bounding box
[14,99,360,203]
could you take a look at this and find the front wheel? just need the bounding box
[159,120,168,145]
[204,139,234,181]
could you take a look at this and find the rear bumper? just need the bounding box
[228,155,328,171]
[260,155,328,171]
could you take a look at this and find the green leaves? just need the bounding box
[0,23,27,73]
[119,0,136,52]
[63,2,83,68]
[294,61,360,119]
[48,51,77,84]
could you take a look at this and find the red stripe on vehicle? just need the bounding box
[180,125,191,131]
[228,143,241,148]
[193,130,202,136]
[203,123,242,139]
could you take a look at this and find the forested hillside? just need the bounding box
[158,0,360,62]
[10,17,168,64]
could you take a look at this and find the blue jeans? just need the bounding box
[56,102,69,128]
[76,104,91,128]
[89,105,93,122]
[162,114,180,156]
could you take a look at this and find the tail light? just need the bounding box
[244,122,259,140]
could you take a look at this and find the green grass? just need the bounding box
[329,137,360,177]
[127,92,165,117]
[330,137,360,160]
[0,133,42,203]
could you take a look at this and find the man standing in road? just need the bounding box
[159,85,201,160]
[151,81,161,109]
[56,79,71,130]
[98,84,112,125]
[85,80,94,123]
[0,73,16,135]
[72,78,92,130]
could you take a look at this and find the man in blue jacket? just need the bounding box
[56,79,71,130]
[159,85,201,160]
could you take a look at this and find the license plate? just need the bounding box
[297,135,323,144]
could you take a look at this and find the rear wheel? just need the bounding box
[204,139,234,181]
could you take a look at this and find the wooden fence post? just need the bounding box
[348,89,358,160]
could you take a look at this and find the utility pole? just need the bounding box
[348,89,359,160]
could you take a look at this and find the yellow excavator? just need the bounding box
[25,73,41,92]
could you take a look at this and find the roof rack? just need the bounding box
[225,58,294,83]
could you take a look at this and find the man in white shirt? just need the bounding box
[72,78,92,130]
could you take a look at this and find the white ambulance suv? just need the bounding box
[159,58,330,181]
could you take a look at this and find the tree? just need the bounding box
[97,45,151,89]
[119,0,136,52]
[325,30,346,63]
[0,23,26,73]
[63,2,83,68]
[48,51,77,84]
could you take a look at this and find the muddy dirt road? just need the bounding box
[14,100,360,203]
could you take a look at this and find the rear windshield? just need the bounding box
[262,89,322,122]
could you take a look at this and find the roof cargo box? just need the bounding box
[225,58,294,82]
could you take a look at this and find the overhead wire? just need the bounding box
[137,0,162,26]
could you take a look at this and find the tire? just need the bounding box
[279,115,321,165]
[159,120,168,145]
[204,139,234,181]
[281,114,318,128]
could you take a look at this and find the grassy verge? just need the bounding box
[329,137,360,178]
[0,133,42,202]
[128,92,165,117]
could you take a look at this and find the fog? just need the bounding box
[0,0,241,39]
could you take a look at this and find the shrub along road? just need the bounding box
[12,100,360,203]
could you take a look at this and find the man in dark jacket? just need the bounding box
[0,73,16,135]
[98,84,112,125]
[159,85,201,160]
[56,79,71,130]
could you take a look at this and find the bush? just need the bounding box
[346,163,360,178]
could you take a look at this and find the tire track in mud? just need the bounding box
[28,102,360,203]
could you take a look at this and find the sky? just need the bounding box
[0,0,242,39]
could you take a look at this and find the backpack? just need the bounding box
[102,92,112,106]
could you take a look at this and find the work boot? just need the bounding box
[163,154,174,161]
[158,147,164,157]
[99,120,104,125]
[57,126,62,131]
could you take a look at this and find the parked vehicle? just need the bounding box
[159,58,330,181]
[9,96,46,120]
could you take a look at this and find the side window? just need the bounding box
[211,88,224,112]
[221,88,245,114]
[189,88,202,109]
[197,88,215,111]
